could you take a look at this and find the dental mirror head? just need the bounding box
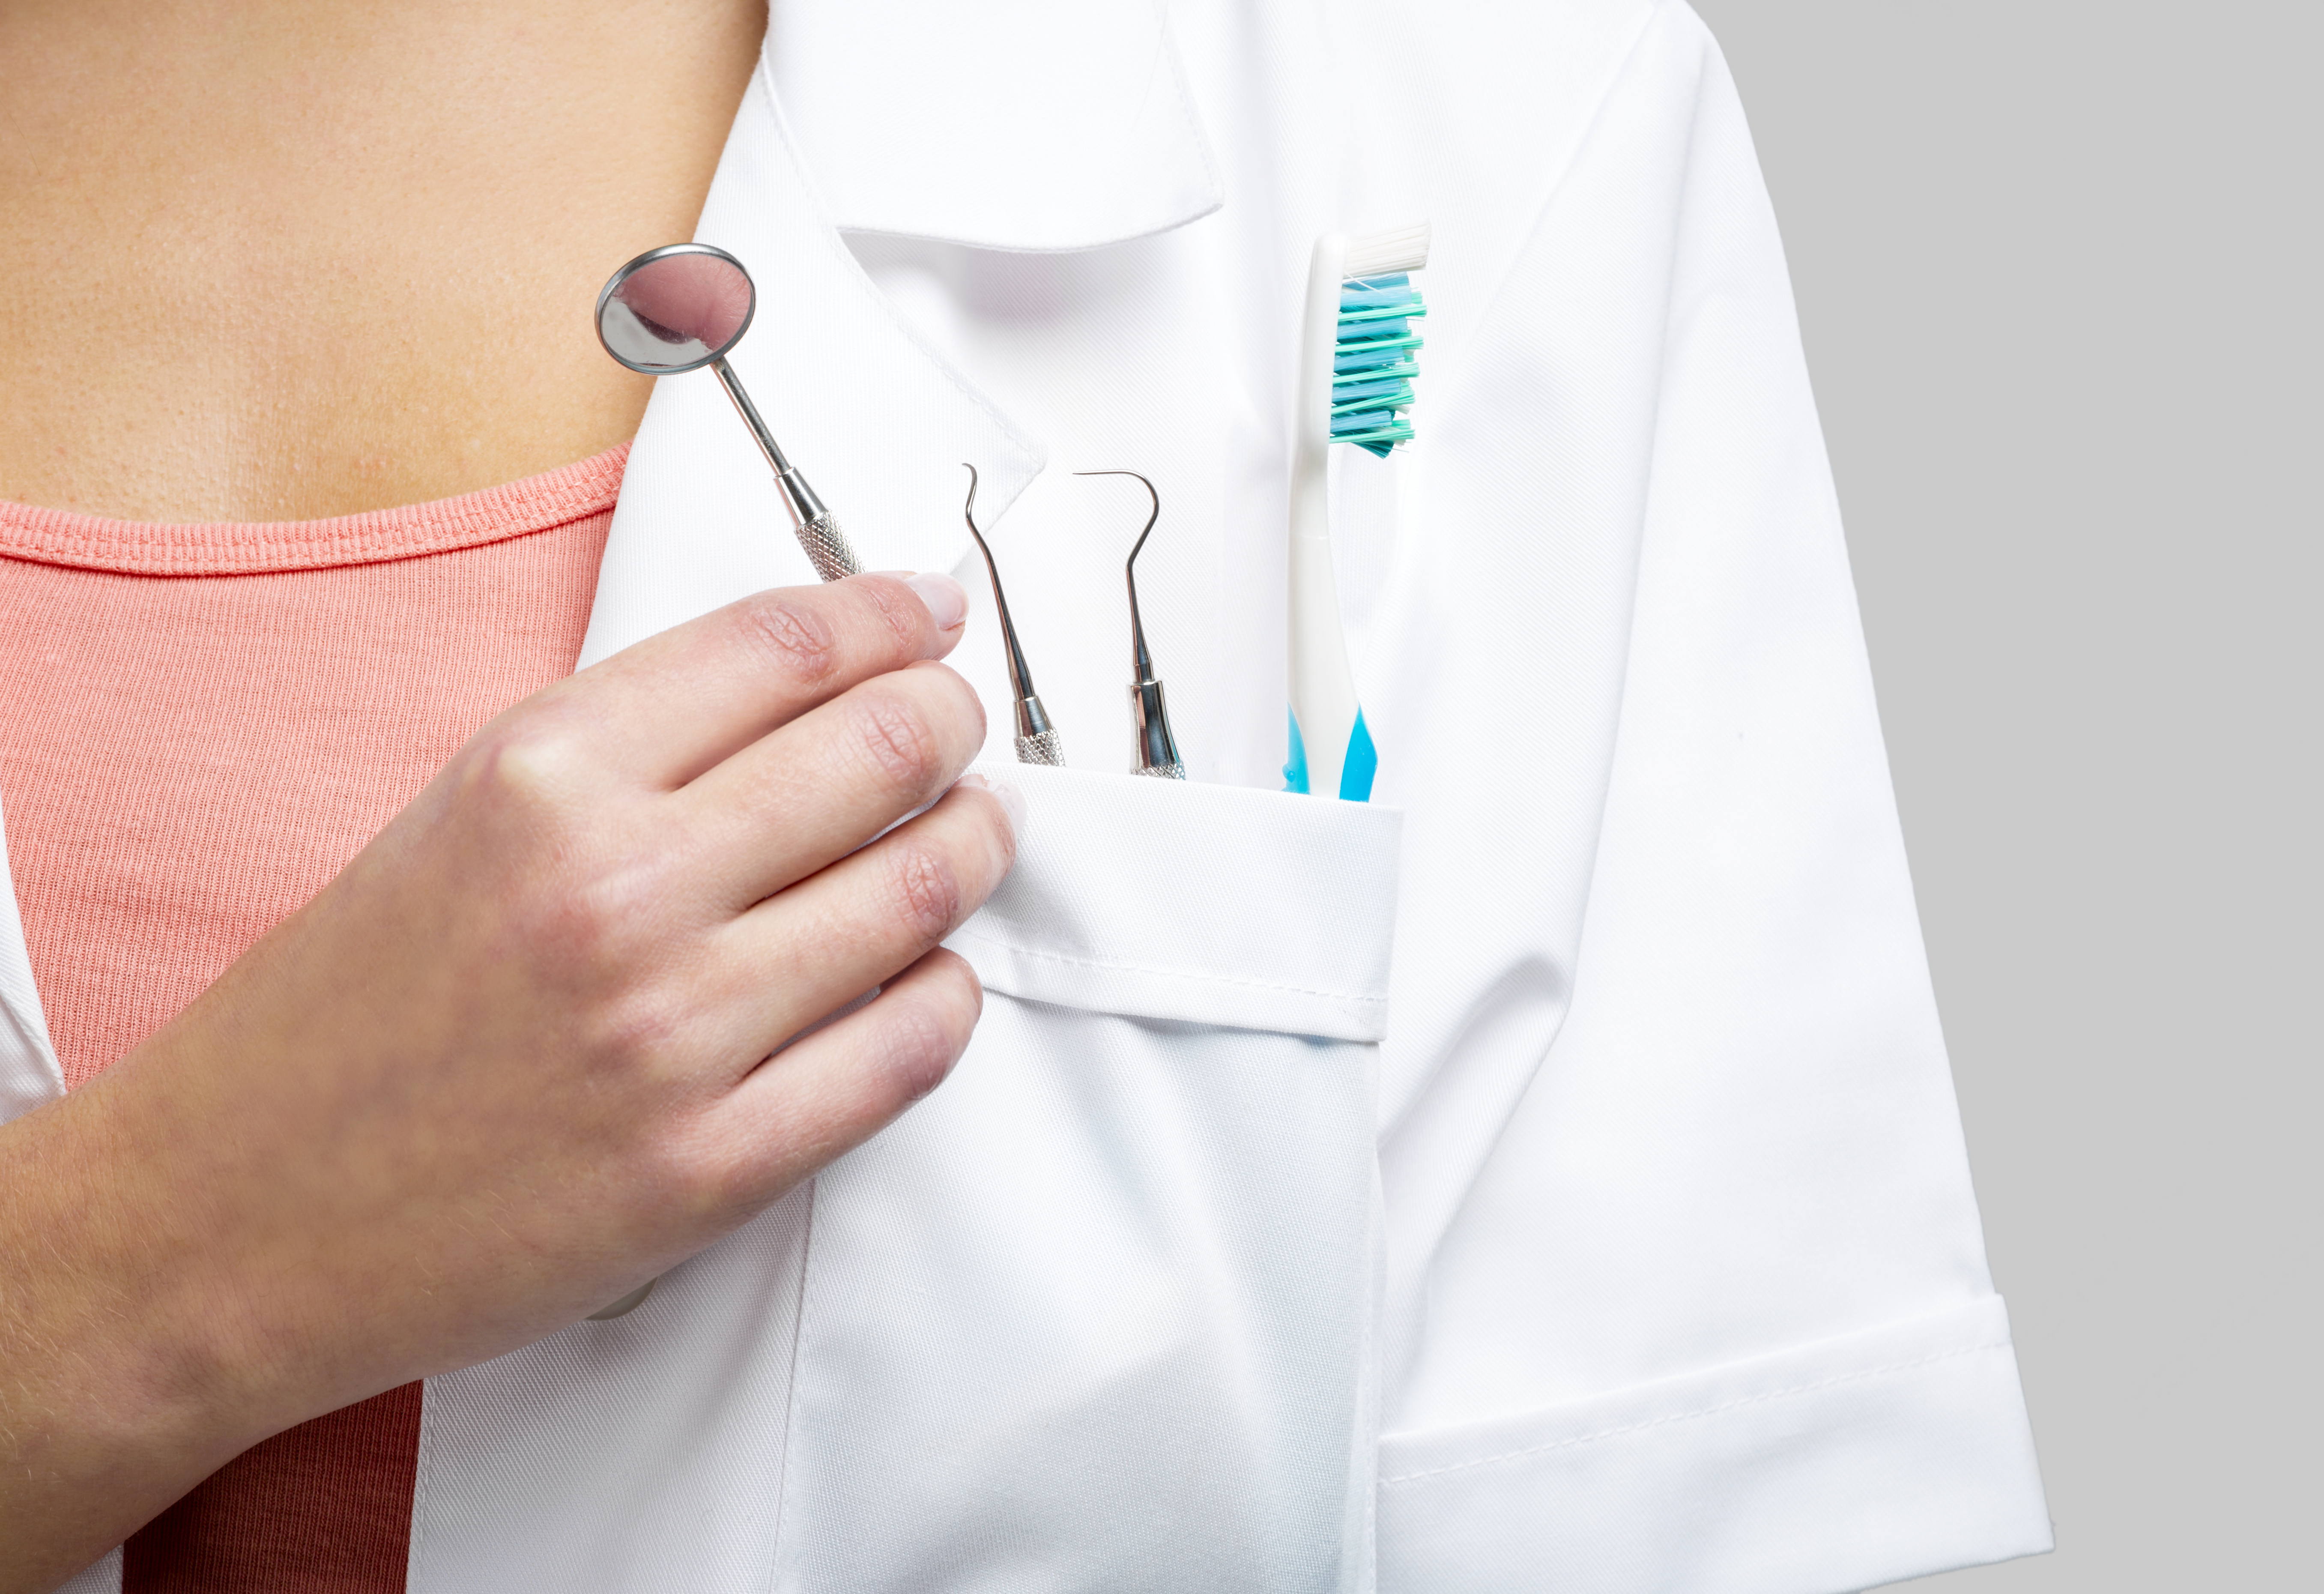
[595,243,756,375]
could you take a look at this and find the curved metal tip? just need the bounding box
[961,462,1040,711]
[1073,470,1162,571]
[961,461,996,586]
[1078,470,1164,681]
[1078,472,1183,776]
[961,462,999,591]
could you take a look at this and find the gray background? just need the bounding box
[1685,1,2319,1588]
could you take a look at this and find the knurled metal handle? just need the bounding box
[798,512,861,583]
[1015,730,1065,766]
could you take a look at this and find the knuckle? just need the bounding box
[738,596,840,685]
[462,722,585,816]
[584,983,689,1078]
[915,661,987,742]
[848,692,943,790]
[504,843,685,1007]
[926,947,984,1020]
[442,725,599,873]
[871,996,962,1104]
[885,843,965,943]
[854,574,923,653]
[507,889,627,1007]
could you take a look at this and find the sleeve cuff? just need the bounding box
[1377,1295,2051,1593]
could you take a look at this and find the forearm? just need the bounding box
[0,1071,281,1594]
[0,574,1003,1590]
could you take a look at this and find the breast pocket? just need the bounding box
[774,763,1403,1594]
[409,766,1401,1594]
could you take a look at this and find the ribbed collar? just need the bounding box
[0,446,627,577]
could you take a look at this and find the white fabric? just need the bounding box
[1379,1298,2049,1594]
[952,763,1398,1038]
[409,1190,816,1591]
[2,2,2051,1590]
[415,763,1402,1593]
[48,1548,118,1594]
[766,0,1223,250]
[575,67,1046,668]
[0,801,63,1126]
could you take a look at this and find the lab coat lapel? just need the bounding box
[0,801,63,1124]
[765,0,1223,250]
[0,9,1223,1125]
[580,5,1229,667]
[576,56,1048,669]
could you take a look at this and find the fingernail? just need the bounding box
[904,572,968,631]
[959,773,1028,837]
[989,777,1028,837]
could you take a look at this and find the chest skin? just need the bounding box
[0,0,764,524]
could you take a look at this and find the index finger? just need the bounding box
[543,571,969,790]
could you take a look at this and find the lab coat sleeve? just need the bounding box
[1373,8,2052,1590]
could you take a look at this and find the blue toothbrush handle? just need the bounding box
[1284,706,1377,801]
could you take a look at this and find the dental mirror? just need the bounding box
[596,243,860,581]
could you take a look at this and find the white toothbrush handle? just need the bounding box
[1288,518,1360,797]
[1288,234,1363,798]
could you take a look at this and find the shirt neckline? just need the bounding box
[0,443,628,577]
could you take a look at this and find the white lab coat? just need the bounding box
[5,2,2050,1589]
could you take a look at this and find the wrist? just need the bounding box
[0,1098,238,1578]
[0,1065,295,1547]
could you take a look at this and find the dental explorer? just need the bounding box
[1076,470,1185,780]
[595,243,861,582]
[962,464,1065,766]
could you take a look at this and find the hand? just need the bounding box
[0,572,1016,1590]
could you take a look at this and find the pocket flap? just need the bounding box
[947,763,1401,1041]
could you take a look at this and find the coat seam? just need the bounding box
[759,1178,818,1594]
[1378,1340,2013,1487]
[953,927,1389,1006]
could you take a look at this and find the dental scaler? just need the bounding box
[961,464,1064,766]
[1077,470,1184,780]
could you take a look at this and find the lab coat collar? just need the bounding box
[580,6,1225,664]
[764,0,1224,252]
[577,53,1051,667]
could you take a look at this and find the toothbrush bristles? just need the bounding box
[1342,222,1431,279]
[1332,222,1430,456]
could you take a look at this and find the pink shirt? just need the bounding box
[0,447,623,1591]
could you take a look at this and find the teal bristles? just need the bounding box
[1332,272,1426,457]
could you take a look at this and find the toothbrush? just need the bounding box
[1285,222,1429,801]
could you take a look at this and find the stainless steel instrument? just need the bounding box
[961,464,1064,766]
[596,243,860,582]
[1077,470,1185,780]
